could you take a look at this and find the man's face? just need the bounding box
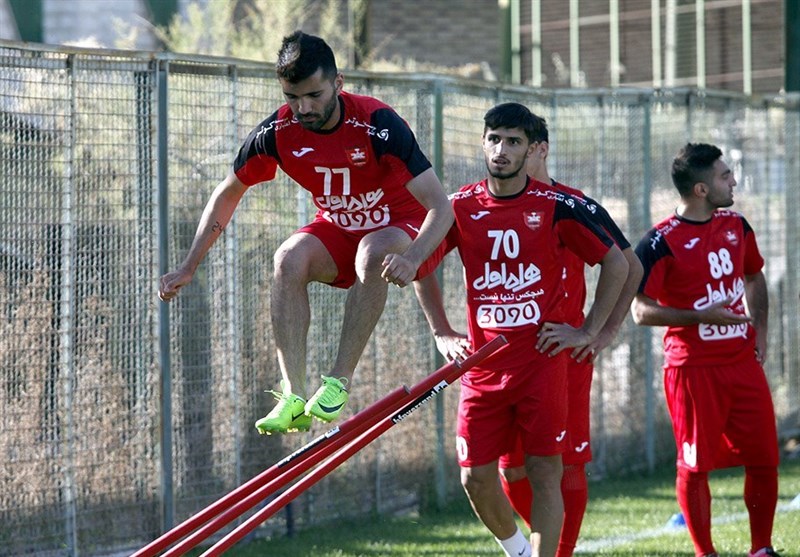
[280,68,342,131]
[482,127,531,180]
[704,158,736,208]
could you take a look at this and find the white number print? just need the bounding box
[315,166,351,196]
[477,300,541,328]
[487,229,520,260]
[707,248,734,279]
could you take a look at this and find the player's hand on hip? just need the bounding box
[159,267,193,302]
[536,322,593,357]
[381,253,416,287]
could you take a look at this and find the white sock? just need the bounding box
[495,526,531,557]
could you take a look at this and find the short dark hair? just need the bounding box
[671,142,723,197]
[276,31,338,83]
[483,102,549,144]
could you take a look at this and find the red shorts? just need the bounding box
[457,352,568,468]
[298,212,447,288]
[664,357,779,472]
[499,357,593,469]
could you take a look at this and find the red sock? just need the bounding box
[500,474,533,529]
[676,468,715,556]
[744,465,778,552]
[556,464,588,557]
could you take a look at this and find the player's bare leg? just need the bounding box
[526,454,564,557]
[255,233,337,434]
[334,226,411,376]
[462,462,532,557]
[305,226,413,422]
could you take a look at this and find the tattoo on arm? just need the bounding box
[211,221,225,234]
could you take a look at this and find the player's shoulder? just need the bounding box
[449,180,487,202]
[246,107,290,136]
[341,90,395,115]
[712,209,746,221]
[637,214,683,253]
[551,181,584,198]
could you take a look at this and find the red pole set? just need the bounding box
[134,335,507,557]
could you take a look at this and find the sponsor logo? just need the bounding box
[684,237,700,249]
[317,401,345,414]
[292,147,314,157]
[556,430,566,442]
[725,230,739,245]
[291,410,306,421]
[470,210,491,220]
[575,441,589,452]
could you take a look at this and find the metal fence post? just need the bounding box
[156,57,174,533]
[431,79,448,510]
[641,94,655,472]
[59,52,78,557]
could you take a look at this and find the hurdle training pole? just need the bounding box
[134,386,410,557]
[200,335,507,557]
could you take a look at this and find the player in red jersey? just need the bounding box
[158,31,453,434]
[632,143,780,557]
[415,103,629,557]
[495,113,643,557]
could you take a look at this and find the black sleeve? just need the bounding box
[369,107,432,177]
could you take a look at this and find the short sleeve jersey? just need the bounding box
[552,181,631,327]
[449,177,615,372]
[233,91,431,231]
[635,210,764,366]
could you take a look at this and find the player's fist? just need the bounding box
[159,267,193,302]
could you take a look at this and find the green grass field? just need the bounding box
[196,458,800,556]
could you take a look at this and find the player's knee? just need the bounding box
[525,455,563,490]
[500,466,527,484]
[460,466,497,499]
[273,242,311,283]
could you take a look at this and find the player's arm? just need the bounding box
[574,246,643,362]
[744,270,769,363]
[630,291,751,327]
[413,273,471,362]
[537,244,628,356]
[159,172,249,301]
[382,168,455,287]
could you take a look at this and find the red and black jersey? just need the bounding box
[551,181,631,327]
[635,210,763,366]
[448,177,615,372]
[233,91,430,231]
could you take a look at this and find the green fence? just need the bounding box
[1,41,798,556]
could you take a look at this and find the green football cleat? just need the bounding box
[255,390,311,435]
[304,375,349,422]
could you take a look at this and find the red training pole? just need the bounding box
[134,385,410,557]
[200,335,507,556]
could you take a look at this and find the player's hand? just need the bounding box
[159,267,194,302]
[572,326,618,362]
[536,322,594,357]
[381,253,417,287]
[699,297,751,325]
[433,331,471,363]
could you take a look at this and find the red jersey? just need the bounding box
[635,210,764,366]
[233,91,431,231]
[448,178,615,373]
[552,182,631,327]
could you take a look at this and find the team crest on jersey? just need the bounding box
[725,230,739,245]
[346,146,369,167]
[523,211,543,230]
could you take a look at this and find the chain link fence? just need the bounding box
[1,41,798,556]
